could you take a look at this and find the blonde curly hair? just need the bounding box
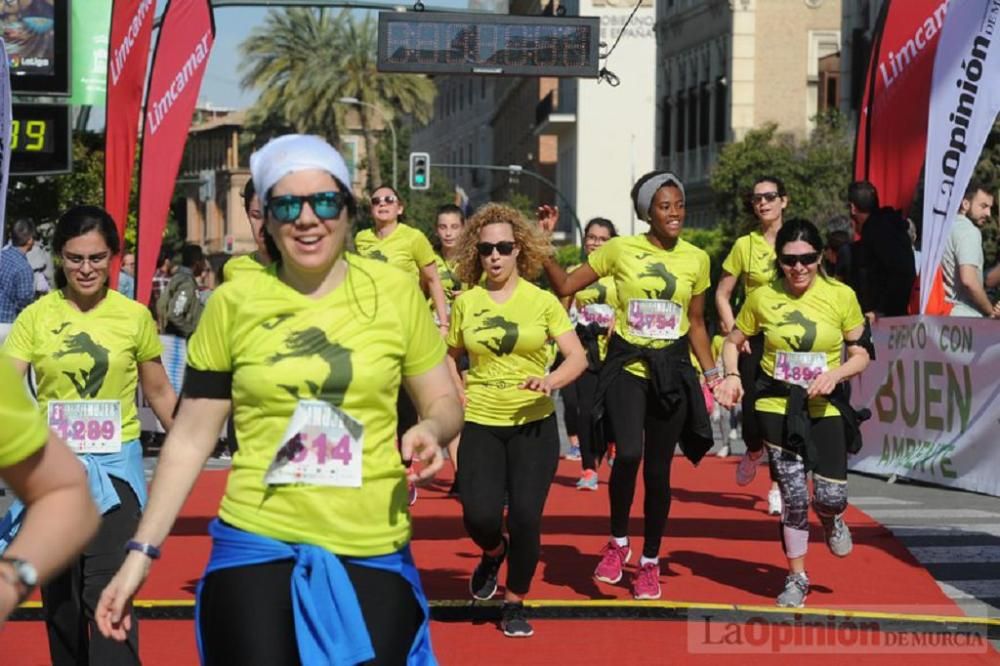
[454,203,553,285]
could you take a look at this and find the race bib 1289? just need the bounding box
[48,400,122,454]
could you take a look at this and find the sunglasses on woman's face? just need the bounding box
[477,241,516,257]
[370,195,398,206]
[268,191,347,223]
[778,252,821,268]
[751,191,781,204]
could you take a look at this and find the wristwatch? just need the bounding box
[0,556,39,602]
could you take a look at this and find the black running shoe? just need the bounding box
[501,601,534,637]
[470,538,506,601]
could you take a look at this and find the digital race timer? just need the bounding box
[377,12,600,78]
[9,103,72,175]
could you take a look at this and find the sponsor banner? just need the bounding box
[919,0,1000,313]
[849,315,1000,498]
[135,0,215,305]
[70,0,113,105]
[854,0,947,213]
[0,40,12,233]
[103,0,156,288]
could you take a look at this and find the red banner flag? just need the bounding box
[103,0,155,288]
[853,0,948,213]
[135,0,215,305]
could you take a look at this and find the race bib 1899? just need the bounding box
[265,400,364,488]
[627,299,681,340]
[48,400,122,454]
[773,351,828,388]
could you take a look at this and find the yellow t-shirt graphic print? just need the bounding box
[354,223,436,282]
[186,257,445,557]
[587,235,710,378]
[3,290,162,443]
[736,276,864,418]
[722,231,777,295]
[447,279,573,426]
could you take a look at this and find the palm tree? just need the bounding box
[239,9,436,193]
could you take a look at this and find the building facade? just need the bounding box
[180,107,377,255]
[655,0,842,226]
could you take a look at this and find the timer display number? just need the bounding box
[9,103,71,175]
[378,12,600,78]
[11,119,51,153]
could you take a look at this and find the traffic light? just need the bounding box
[409,152,431,190]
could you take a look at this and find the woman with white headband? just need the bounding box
[540,171,716,601]
[94,134,464,665]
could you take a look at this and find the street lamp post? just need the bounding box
[338,96,397,191]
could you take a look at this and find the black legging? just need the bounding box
[571,369,602,471]
[43,477,141,666]
[457,415,559,595]
[605,371,686,560]
[739,333,766,452]
[396,388,418,442]
[198,559,423,665]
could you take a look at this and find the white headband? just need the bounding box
[250,134,352,206]
[632,172,685,221]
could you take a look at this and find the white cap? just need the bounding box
[250,134,352,206]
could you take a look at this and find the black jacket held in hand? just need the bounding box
[850,207,916,317]
[591,334,714,465]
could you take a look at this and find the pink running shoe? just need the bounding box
[631,562,661,600]
[594,540,631,584]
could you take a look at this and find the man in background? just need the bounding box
[941,183,996,318]
[0,220,37,323]
[847,181,916,318]
[116,252,136,300]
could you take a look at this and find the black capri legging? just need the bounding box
[198,559,423,665]
[457,415,560,595]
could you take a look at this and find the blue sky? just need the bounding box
[172,0,492,111]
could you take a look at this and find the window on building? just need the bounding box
[481,78,486,99]
[660,98,672,156]
[687,86,697,150]
[699,84,710,147]
[468,80,474,106]
[714,76,727,143]
[675,93,685,153]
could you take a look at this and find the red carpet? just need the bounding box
[2,457,996,664]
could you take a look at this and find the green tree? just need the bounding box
[5,132,182,256]
[709,111,853,239]
[239,9,436,193]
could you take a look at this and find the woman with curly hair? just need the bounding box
[446,203,587,638]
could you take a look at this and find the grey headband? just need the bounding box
[633,172,685,221]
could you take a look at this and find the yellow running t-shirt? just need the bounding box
[587,235,710,378]
[736,276,864,418]
[447,279,573,426]
[0,354,49,467]
[573,273,617,361]
[354,223,436,282]
[3,290,163,443]
[186,256,446,557]
[721,231,777,295]
[431,253,463,324]
[222,253,267,282]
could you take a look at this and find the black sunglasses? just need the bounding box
[477,241,516,257]
[371,195,398,206]
[751,191,782,204]
[778,252,821,267]
[268,191,348,223]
